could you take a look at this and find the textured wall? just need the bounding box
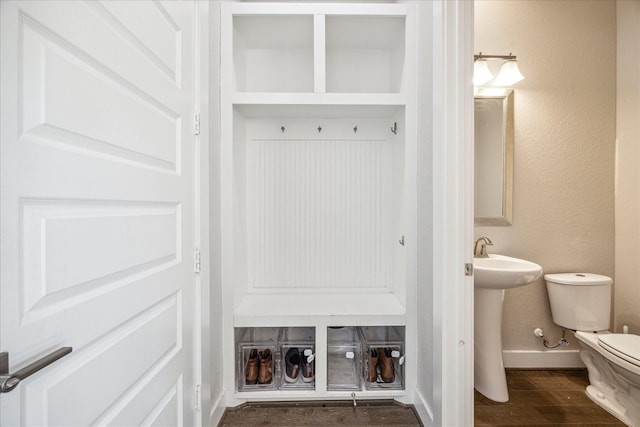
[475,1,616,356]
[615,0,640,334]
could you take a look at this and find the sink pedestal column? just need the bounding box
[474,288,509,402]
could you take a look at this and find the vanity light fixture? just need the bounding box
[473,59,493,86]
[474,53,525,87]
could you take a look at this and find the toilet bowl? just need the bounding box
[545,273,640,426]
[575,331,640,426]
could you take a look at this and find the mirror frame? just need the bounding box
[474,88,514,226]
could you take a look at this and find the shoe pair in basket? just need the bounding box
[369,348,395,383]
[245,348,272,385]
[284,347,314,383]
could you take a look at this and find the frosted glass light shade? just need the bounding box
[492,60,525,86]
[473,60,493,86]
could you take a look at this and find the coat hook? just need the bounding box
[391,122,398,135]
[281,126,285,133]
[399,235,405,246]
[317,125,322,133]
[353,125,358,133]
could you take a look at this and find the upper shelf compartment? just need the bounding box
[325,15,405,94]
[233,15,314,93]
[225,4,410,96]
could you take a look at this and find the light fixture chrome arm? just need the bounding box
[474,52,517,61]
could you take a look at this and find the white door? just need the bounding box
[0,1,198,425]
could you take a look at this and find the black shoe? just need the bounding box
[284,347,301,383]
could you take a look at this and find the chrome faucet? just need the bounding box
[474,237,493,258]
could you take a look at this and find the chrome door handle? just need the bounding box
[0,347,72,393]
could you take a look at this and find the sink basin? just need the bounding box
[474,254,543,289]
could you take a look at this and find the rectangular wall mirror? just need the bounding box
[474,88,513,226]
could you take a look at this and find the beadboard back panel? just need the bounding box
[241,119,403,291]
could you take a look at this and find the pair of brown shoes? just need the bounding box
[245,348,273,385]
[368,348,395,383]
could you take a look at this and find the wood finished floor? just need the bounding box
[219,370,626,426]
[475,369,626,426]
[218,400,421,427]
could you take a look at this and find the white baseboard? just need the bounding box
[502,349,584,369]
[413,387,434,426]
[209,391,225,427]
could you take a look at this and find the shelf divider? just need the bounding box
[314,14,326,93]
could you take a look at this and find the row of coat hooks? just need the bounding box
[278,122,399,135]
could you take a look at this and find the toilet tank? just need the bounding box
[545,273,612,331]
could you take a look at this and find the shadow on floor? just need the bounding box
[218,399,422,427]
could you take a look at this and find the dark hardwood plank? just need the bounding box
[475,369,626,426]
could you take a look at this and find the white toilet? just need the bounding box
[545,273,640,426]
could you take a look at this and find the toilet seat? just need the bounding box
[598,334,640,368]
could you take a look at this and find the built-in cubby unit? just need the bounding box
[221,2,416,404]
[235,327,316,392]
[280,327,316,390]
[236,327,280,392]
[325,15,405,93]
[360,326,405,391]
[233,15,314,92]
[226,4,408,95]
[326,326,362,391]
[235,326,405,396]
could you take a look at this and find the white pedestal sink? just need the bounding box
[474,254,543,402]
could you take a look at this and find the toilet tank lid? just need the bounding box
[544,273,612,285]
